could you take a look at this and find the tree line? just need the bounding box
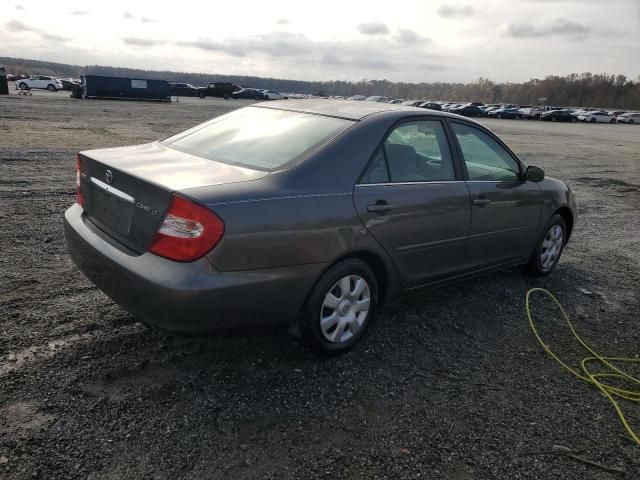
[2,57,639,109]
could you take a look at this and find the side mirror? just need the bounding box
[525,165,545,182]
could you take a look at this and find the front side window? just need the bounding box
[383,120,455,182]
[451,123,520,181]
[162,107,354,171]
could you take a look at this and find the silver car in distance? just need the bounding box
[64,100,577,354]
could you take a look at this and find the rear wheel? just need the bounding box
[19,82,28,90]
[223,93,229,99]
[610,118,616,124]
[522,214,566,277]
[629,119,635,124]
[571,117,577,123]
[198,91,205,99]
[590,118,596,123]
[298,259,377,355]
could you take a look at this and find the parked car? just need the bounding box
[418,102,442,111]
[401,100,423,107]
[262,90,287,100]
[365,96,389,102]
[59,78,81,91]
[65,100,576,354]
[487,107,522,119]
[197,82,241,99]
[448,105,485,117]
[348,95,367,101]
[577,111,616,123]
[170,83,199,97]
[231,88,267,100]
[388,99,404,104]
[541,110,578,122]
[16,75,64,92]
[616,112,640,124]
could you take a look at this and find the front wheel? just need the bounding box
[610,118,616,124]
[198,91,205,99]
[19,82,28,90]
[629,119,635,124]
[522,214,566,277]
[298,259,377,355]
[47,84,57,92]
[591,118,596,123]
[571,117,577,123]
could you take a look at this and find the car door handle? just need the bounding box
[367,202,394,213]
[473,198,491,207]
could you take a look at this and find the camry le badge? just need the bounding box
[104,170,114,184]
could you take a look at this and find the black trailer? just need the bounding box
[82,75,171,101]
[0,67,8,95]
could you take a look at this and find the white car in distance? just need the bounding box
[616,112,640,124]
[262,90,287,100]
[577,111,615,123]
[16,75,64,92]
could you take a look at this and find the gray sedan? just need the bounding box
[64,100,577,354]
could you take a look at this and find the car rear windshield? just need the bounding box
[162,107,354,171]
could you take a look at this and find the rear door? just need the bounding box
[448,121,541,270]
[353,118,471,287]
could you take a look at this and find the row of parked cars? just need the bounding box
[170,82,288,100]
[342,95,640,125]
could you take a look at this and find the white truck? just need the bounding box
[16,75,64,92]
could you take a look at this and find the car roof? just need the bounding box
[256,99,458,121]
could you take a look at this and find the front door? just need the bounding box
[353,119,471,287]
[449,121,542,270]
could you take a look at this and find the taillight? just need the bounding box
[149,195,225,262]
[76,154,84,207]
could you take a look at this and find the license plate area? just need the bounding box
[88,177,135,236]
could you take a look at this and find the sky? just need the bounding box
[1,0,639,84]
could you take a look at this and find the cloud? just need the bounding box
[15,4,24,10]
[4,19,70,42]
[122,37,164,47]
[437,4,475,18]
[123,11,134,19]
[70,10,89,16]
[505,17,591,37]
[177,32,313,57]
[395,28,428,44]
[5,19,36,32]
[276,18,291,25]
[41,32,70,42]
[140,16,156,23]
[357,22,390,35]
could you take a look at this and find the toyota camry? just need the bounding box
[64,100,577,354]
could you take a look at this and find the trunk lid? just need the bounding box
[78,142,267,253]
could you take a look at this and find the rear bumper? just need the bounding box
[64,203,325,332]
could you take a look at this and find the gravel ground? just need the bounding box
[1,88,639,479]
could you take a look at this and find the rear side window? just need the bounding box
[360,120,455,183]
[451,123,520,181]
[162,107,354,171]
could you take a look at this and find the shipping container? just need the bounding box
[82,75,171,101]
[0,67,8,95]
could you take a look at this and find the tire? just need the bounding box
[590,118,596,123]
[610,118,616,124]
[571,117,577,123]
[551,117,557,122]
[223,93,229,100]
[298,259,378,355]
[254,96,261,100]
[497,114,502,119]
[629,119,634,124]
[198,91,205,99]
[47,84,56,92]
[522,214,567,277]
[19,82,28,90]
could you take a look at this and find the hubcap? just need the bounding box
[540,224,564,270]
[320,275,370,343]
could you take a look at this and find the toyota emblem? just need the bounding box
[105,170,114,184]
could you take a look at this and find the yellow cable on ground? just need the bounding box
[525,288,640,446]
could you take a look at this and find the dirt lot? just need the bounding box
[1,88,639,479]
